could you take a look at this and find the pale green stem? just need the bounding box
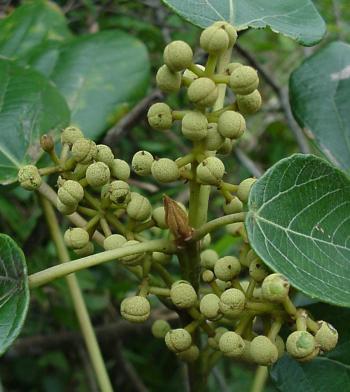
[29,239,175,288]
[40,196,113,392]
[250,366,268,392]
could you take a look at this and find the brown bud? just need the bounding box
[163,195,192,241]
[40,134,55,152]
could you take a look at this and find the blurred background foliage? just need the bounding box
[0,1,349,391]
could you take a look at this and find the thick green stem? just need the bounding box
[40,196,113,392]
[250,366,268,392]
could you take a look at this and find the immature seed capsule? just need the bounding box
[202,269,215,283]
[214,256,241,281]
[315,321,338,352]
[200,22,237,53]
[18,165,42,191]
[156,64,181,93]
[250,335,278,365]
[127,192,152,221]
[177,345,199,363]
[229,66,259,95]
[199,293,221,320]
[219,331,245,357]
[103,234,127,250]
[261,273,290,302]
[237,177,257,203]
[183,64,205,81]
[225,62,243,75]
[223,197,243,214]
[152,251,171,264]
[120,296,151,323]
[208,327,228,349]
[170,281,197,309]
[217,111,246,139]
[61,126,84,145]
[188,77,218,107]
[147,102,173,131]
[212,21,237,46]
[108,180,130,205]
[152,320,171,339]
[204,123,225,151]
[71,139,97,164]
[96,144,114,167]
[111,159,130,181]
[152,206,167,229]
[151,158,180,183]
[163,40,193,72]
[286,331,316,359]
[181,111,208,141]
[217,138,234,156]
[57,180,84,207]
[219,288,245,318]
[74,241,94,257]
[196,156,225,185]
[132,151,154,176]
[200,249,219,269]
[249,258,269,282]
[86,162,110,187]
[120,240,145,265]
[57,199,77,215]
[165,329,192,353]
[236,90,262,114]
[226,222,243,237]
[201,233,211,249]
[64,228,89,249]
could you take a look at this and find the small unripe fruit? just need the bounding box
[120,296,150,323]
[219,288,245,318]
[152,206,167,229]
[212,21,237,46]
[217,110,246,139]
[103,234,127,250]
[40,134,54,152]
[188,77,218,107]
[165,328,192,353]
[152,251,171,264]
[226,222,243,237]
[57,180,84,207]
[120,240,145,265]
[170,281,197,309]
[214,256,241,281]
[286,331,316,359]
[196,156,225,185]
[244,248,259,267]
[127,192,152,221]
[61,126,84,145]
[164,40,193,72]
[72,139,97,164]
[199,293,221,320]
[229,66,259,95]
[151,158,180,183]
[297,347,320,362]
[315,321,338,352]
[204,123,225,151]
[223,197,243,214]
[200,249,219,269]
[152,320,171,339]
[57,199,76,215]
[261,273,290,302]
[225,62,243,75]
[217,138,234,155]
[201,233,211,249]
[208,327,228,349]
[249,258,269,282]
[132,151,154,176]
[86,162,110,187]
[64,228,89,249]
[177,345,199,362]
[182,111,208,141]
[200,22,237,53]
[111,159,130,181]
[96,144,114,167]
[250,336,278,365]
[216,279,230,291]
[202,269,215,283]
[156,65,181,93]
[219,331,245,357]
[107,180,130,205]
[18,165,42,190]
[183,64,205,81]
[147,103,173,131]
[237,177,257,203]
[236,90,262,114]
[74,241,94,257]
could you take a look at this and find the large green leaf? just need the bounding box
[25,30,150,139]
[0,234,30,355]
[0,58,70,185]
[162,0,326,46]
[290,41,350,172]
[246,153,350,307]
[0,0,71,59]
